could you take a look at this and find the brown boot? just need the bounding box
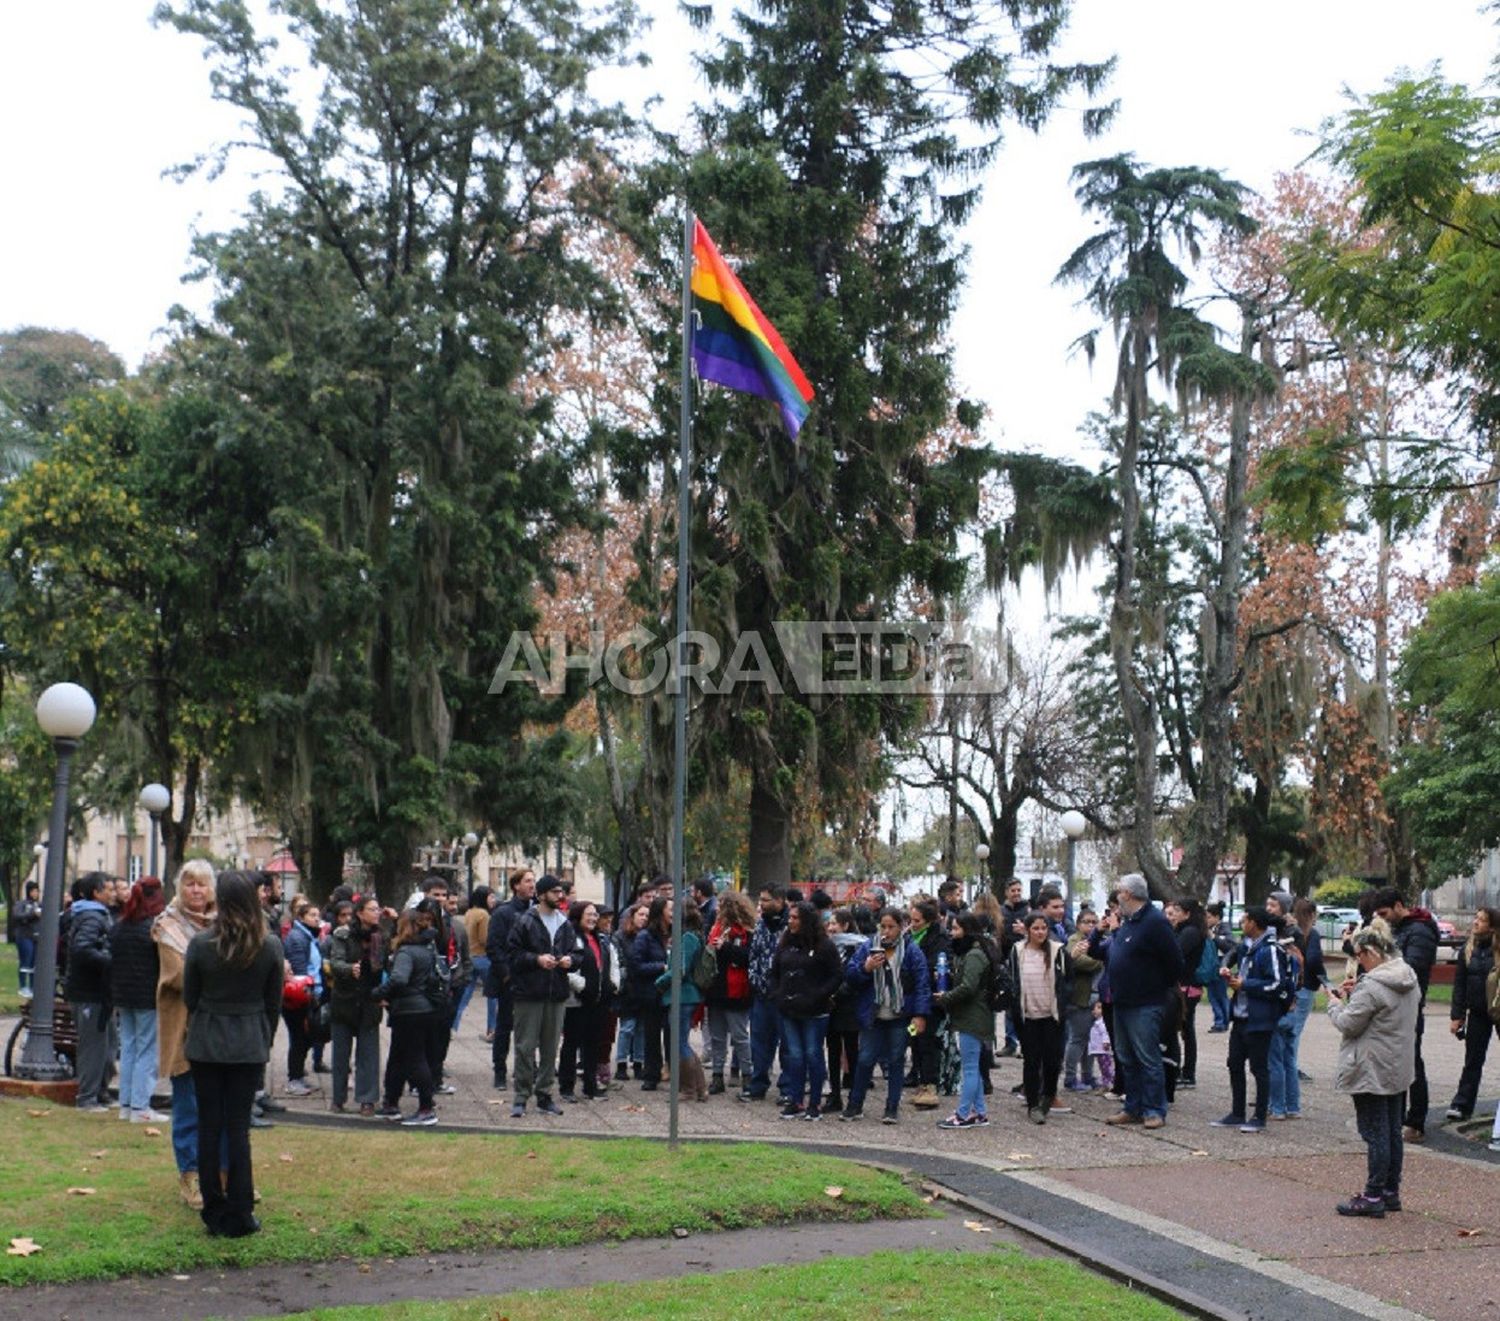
[690,1057,708,1102]
[179,1170,204,1211]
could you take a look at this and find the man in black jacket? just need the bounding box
[506,874,577,1118]
[1373,887,1440,1141]
[486,868,535,1089]
[65,872,115,1111]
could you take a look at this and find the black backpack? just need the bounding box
[981,936,1013,1013]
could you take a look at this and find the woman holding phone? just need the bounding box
[839,907,931,1123]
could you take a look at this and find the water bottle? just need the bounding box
[935,950,950,994]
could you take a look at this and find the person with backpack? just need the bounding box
[769,901,844,1120]
[932,912,994,1129]
[1445,906,1500,1121]
[1165,897,1210,1089]
[705,890,755,1095]
[657,899,709,1103]
[839,906,931,1123]
[1008,912,1070,1123]
[506,874,578,1117]
[374,902,446,1126]
[1211,906,1290,1135]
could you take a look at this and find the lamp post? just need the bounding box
[974,842,990,905]
[1060,810,1087,906]
[16,683,96,1080]
[462,831,479,901]
[139,782,170,878]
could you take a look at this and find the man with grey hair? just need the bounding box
[1089,873,1183,1129]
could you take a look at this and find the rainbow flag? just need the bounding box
[690,219,814,438]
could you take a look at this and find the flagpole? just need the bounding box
[668,205,694,1148]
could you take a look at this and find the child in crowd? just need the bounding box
[1087,1008,1113,1092]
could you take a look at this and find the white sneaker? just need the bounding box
[285,1078,315,1097]
[118,1108,131,1121]
[130,1108,170,1123]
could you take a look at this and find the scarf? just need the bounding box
[152,896,214,958]
[873,935,905,1018]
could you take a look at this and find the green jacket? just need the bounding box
[657,931,704,1008]
[938,944,993,1043]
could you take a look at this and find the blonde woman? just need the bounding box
[153,860,216,1209]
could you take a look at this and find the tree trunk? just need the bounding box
[1177,321,1255,901]
[308,807,345,904]
[747,774,792,895]
[1240,777,1275,905]
[988,796,1021,896]
[1112,324,1169,892]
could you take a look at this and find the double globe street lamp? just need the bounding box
[15,683,96,1081]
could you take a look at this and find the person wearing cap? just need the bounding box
[506,874,578,1118]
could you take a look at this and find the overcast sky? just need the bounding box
[3,0,1494,449]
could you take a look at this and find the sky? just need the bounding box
[3,0,1494,439]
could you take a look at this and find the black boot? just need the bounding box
[632,1062,644,1080]
[614,1063,629,1082]
[709,1073,726,1095]
[493,1070,507,1090]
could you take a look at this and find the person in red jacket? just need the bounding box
[705,890,755,1094]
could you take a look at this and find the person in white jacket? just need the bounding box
[1327,920,1421,1219]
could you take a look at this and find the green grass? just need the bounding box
[0,943,19,1014]
[0,1101,925,1286]
[275,1248,1184,1320]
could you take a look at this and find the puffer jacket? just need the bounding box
[65,900,113,1003]
[769,940,843,1019]
[1394,909,1440,992]
[508,907,579,1002]
[108,917,161,1011]
[1329,956,1421,1096]
[938,943,994,1043]
[328,920,385,1030]
[1452,938,1496,1023]
[380,929,444,1018]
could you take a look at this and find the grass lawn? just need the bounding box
[0,942,20,1014]
[0,1101,925,1286]
[275,1248,1184,1321]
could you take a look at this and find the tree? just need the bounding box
[1057,157,1267,897]
[0,326,125,444]
[629,0,1113,891]
[158,0,639,895]
[1386,565,1500,884]
[0,385,276,879]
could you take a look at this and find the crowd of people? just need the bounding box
[14,862,1500,1236]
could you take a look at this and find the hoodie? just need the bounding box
[1328,956,1421,1096]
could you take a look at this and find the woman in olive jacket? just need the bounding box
[933,912,994,1128]
[183,871,284,1238]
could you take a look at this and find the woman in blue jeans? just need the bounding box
[840,906,932,1122]
[13,881,41,999]
[769,902,843,1121]
[1270,898,1324,1118]
[152,860,224,1211]
[933,912,996,1129]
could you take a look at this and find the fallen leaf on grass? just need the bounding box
[921,1195,938,1204]
[963,1221,993,1234]
[7,1238,41,1257]
[672,1227,690,1239]
[89,1150,108,1159]
[26,1109,48,1118]
[824,1186,844,1199]
[1458,1228,1484,1238]
[142,1127,162,1137]
[65,1187,96,1196]
[278,1153,295,1163]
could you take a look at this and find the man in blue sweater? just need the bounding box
[1092,874,1183,1129]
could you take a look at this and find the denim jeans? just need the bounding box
[748,996,784,1098]
[1113,1001,1167,1119]
[116,1006,159,1112]
[616,1015,644,1066]
[170,1073,198,1173]
[847,1017,908,1114]
[453,955,489,1030]
[1269,990,1310,1116]
[674,1001,697,1060]
[780,1013,830,1110]
[1205,975,1231,1029]
[1063,1005,1096,1086]
[1353,1091,1404,1197]
[15,935,36,996]
[956,1031,987,1119]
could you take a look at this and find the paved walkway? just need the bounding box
[4,996,1497,1320]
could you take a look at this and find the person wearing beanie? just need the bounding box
[505,873,577,1118]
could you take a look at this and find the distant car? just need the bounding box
[1315,907,1363,946]
[1436,917,1459,943]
